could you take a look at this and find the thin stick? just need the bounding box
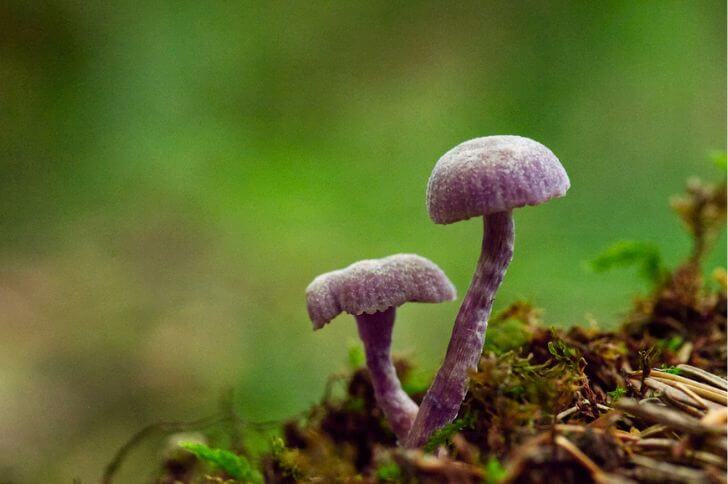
[673,381,709,410]
[615,399,724,436]
[649,376,727,405]
[701,407,728,426]
[502,432,551,483]
[556,400,610,421]
[639,424,668,439]
[634,439,726,466]
[553,424,640,442]
[556,406,579,421]
[677,364,728,391]
[640,377,706,417]
[629,454,709,483]
[641,379,724,412]
[647,370,728,398]
[554,435,605,480]
[102,414,225,484]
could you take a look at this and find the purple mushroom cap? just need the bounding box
[427,135,570,224]
[405,135,570,448]
[306,254,457,330]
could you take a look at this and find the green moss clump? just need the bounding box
[106,164,725,484]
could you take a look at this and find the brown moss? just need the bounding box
[140,172,726,484]
[259,190,726,482]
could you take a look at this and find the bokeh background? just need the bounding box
[1,1,725,482]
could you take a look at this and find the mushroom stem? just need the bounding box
[355,307,419,442]
[405,211,514,447]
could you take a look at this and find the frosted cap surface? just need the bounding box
[306,254,456,329]
[427,135,570,224]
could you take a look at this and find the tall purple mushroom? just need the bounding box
[405,135,570,447]
[306,254,456,442]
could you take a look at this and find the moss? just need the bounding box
[423,415,475,453]
[483,456,507,484]
[484,317,531,355]
[589,240,667,285]
[179,442,262,483]
[374,461,402,481]
[106,164,725,484]
[606,386,626,402]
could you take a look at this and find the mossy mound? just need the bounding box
[260,272,725,483]
[104,173,726,484]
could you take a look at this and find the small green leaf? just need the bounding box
[547,337,579,364]
[180,442,262,483]
[710,150,727,172]
[484,456,507,484]
[347,341,365,369]
[376,461,402,481]
[589,240,666,285]
[402,370,431,396]
[659,365,682,375]
[505,385,526,397]
[657,336,684,352]
[607,386,626,402]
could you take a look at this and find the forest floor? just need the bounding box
[106,172,726,484]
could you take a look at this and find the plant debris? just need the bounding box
[104,170,725,483]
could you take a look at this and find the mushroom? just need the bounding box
[404,135,570,447]
[306,254,456,442]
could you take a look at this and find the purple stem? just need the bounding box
[355,307,418,442]
[405,211,514,447]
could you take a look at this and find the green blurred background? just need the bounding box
[1,1,725,482]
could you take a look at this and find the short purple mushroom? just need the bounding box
[405,135,570,447]
[306,254,456,442]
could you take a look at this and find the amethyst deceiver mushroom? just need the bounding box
[306,254,456,442]
[404,135,570,447]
